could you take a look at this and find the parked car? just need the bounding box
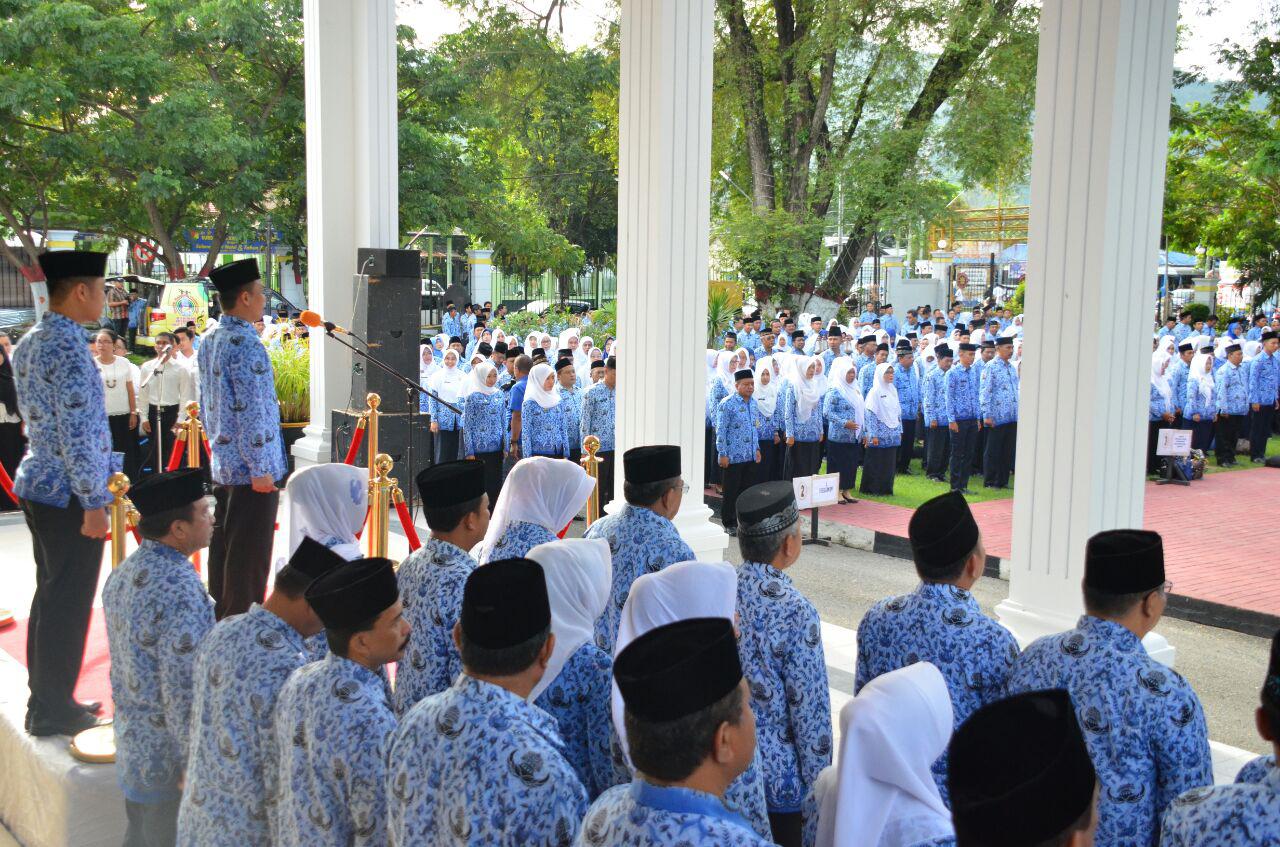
[524,298,594,315]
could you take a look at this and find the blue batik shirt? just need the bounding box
[882,314,900,339]
[1235,754,1275,785]
[462,390,508,456]
[387,674,588,846]
[128,296,146,329]
[1248,350,1279,406]
[559,385,583,453]
[944,363,980,422]
[784,384,823,443]
[523,397,572,457]
[1167,358,1190,414]
[442,313,462,340]
[1160,766,1280,847]
[895,361,921,420]
[1215,363,1249,415]
[858,361,878,395]
[428,385,462,431]
[103,539,216,803]
[1008,616,1212,846]
[177,604,308,846]
[755,398,780,441]
[716,394,760,464]
[864,408,902,447]
[1185,374,1216,421]
[482,519,558,564]
[273,653,397,847]
[1247,325,1264,342]
[1150,384,1175,421]
[820,348,839,373]
[735,561,832,814]
[580,383,616,452]
[534,642,628,801]
[1174,323,1193,343]
[587,505,695,654]
[394,537,477,714]
[198,315,287,485]
[979,357,1019,425]
[823,390,861,444]
[923,367,950,426]
[706,378,730,426]
[12,310,116,508]
[855,582,1019,804]
[575,780,774,847]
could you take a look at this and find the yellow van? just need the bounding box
[130,277,210,347]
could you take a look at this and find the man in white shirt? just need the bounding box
[171,326,199,376]
[138,332,196,475]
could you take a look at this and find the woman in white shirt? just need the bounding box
[94,329,139,477]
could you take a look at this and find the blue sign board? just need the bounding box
[181,227,283,253]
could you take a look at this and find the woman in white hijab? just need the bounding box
[612,561,773,842]
[526,538,624,800]
[428,347,466,463]
[520,361,572,458]
[285,462,367,562]
[754,355,784,482]
[460,360,507,506]
[418,341,440,413]
[809,662,954,847]
[1185,345,1217,451]
[823,357,865,503]
[784,356,825,480]
[706,350,737,490]
[575,336,596,386]
[1148,348,1176,474]
[861,362,902,495]
[477,456,595,563]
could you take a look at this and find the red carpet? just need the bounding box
[0,608,114,718]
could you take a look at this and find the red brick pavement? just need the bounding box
[804,469,1280,618]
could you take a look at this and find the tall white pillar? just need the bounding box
[614,0,727,561]
[996,0,1178,665]
[293,0,398,466]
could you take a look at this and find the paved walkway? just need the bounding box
[799,468,1280,618]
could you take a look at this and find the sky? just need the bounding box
[397,0,1276,79]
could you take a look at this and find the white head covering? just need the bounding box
[1244,339,1263,362]
[791,356,823,421]
[429,348,465,403]
[1151,349,1172,402]
[463,360,499,398]
[611,560,738,766]
[525,538,612,702]
[1156,335,1177,359]
[865,362,901,430]
[754,355,779,418]
[829,356,865,430]
[477,457,595,562]
[524,362,562,410]
[433,333,448,354]
[1189,349,1214,403]
[419,343,440,383]
[812,663,954,847]
[716,350,737,393]
[285,463,368,564]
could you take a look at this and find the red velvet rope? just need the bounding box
[343,425,366,465]
[166,436,186,471]
[0,463,17,506]
[395,499,421,551]
[130,526,142,544]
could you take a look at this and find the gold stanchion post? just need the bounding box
[581,435,602,526]
[108,472,131,568]
[365,393,381,480]
[185,402,202,470]
[368,453,394,558]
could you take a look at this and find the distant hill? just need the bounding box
[1173,78,1268,110]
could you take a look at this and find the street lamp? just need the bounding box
[938,239,949,250]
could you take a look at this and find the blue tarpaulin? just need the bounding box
[993,243,1199,268]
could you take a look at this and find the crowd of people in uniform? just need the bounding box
[7,250,1280,847]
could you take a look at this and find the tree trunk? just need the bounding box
[0,195,43,277]
[720,0,775,209]
[196,213,230,277]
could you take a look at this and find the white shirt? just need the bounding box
[139,357,196,422]
[96,357,136,417]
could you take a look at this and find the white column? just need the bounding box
[996,0,1178,665]
[293,0,398,466]
[468,249,494,305]
[930,250,953,309]
[614,0,727,561]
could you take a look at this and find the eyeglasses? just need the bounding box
[681,483,690,494]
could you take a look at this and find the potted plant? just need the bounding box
[270,337,310,473]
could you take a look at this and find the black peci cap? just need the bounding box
[909,491,980,572]
[461,558,550,649]
[128,469,205,517]
[494,341,509,354]
[736,482,799,539]
[959,342,978,352]
[279,536,348,583]
[38,250,108,283]
[208,258,261,294]
[555,358,574,373]
[1084,529,1165,595]
[935,345,954,359]
[306,558,399,631]
[614,618,743,722]
[416,459,486,509]
[734,368,754,382]
[624,445,681,484]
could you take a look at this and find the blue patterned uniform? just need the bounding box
[823,390,861,443]
[387,674,588,845]
[1185,374,1216,420]
[944,364,980,421]
[979,357,1018,424]
[580,383,616,452]
[1173,323,1193,343]
[784,385,823,442]
[1159,766,1280,846]
[1008,616,1212,846]
[559,385,583,453]
[923,367,950,426]
[442,313,462,340]
[1167,359,1190,415]
[864,408,902,447]
[460,312,476,337]
[895,361,921,420]
[534,643,626,801]
[735,561,832,814]
[463,390,508,456]
[855,583,1019,804]
[1235,754,1275,785]
[755,397,780,441]
[819,348,838,373]
[1216,363,1249,415]
[178,604,308,846]
[858,362,878,395]
[1150,384,1174,420]
[716,394,760,464]
[103,540,216,803]
[1248,351,1279,406]
[586,505,695,654]
[197,315,286,485]
[523,397,573,457]
[576,780,774,846]
[483,519,558,564]
[429,387,462,431]
[394,538,477,714]
[706,379,730,427]
[12,311,115,508]
[273,653,397,847]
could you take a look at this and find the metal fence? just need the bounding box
[490,266,617,310]
[0,263,34,308]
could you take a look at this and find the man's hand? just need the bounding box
[786,437,795,446]
[718,455,729,468]
[773,433,780,445]
[871,437,879,446]
[754,450,761,463]
[250,475,277,494]
[1253,403,1261,412]
[949,422,959,433]
[82,507,108,539]
[1192,414,1200,422]
[929,421,938,429]
[140,420,151,435]
[1162,413,1175,423]
[984,418,994,427]
[430,421,440,434]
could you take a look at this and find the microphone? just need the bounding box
[299,310,351,336]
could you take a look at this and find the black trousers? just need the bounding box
[784,440,820,479]
[720,460,756,528]
[1249,405,1275,459]
[126,326,138,351]
[20,497,104,724]
[208,484,279,620]
[756,439,782,484]
[107,412,138,480]
[124,797,180,847]
[434,428,461,464]
[475,450,503,512]
[0,421,25,511]
[143,404,180,476]
[598,450,615,508]
[1190,417,1215,452]
[896,418,917,472]
[1146,420,1164,474]
[924,424,950,479]
[972,426,987,473]
[984,421,1017,487]
[1215,414,1241,465]
[949,420,979,491]
[768,811,803,847]
[704,426,720,485]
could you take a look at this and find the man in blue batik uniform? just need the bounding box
[855,491,1018,805]
[1247,330,1279,463]
[393,460,489,714]
[273,557,408,847]
[177,537,346,846]
[576,617,774,847]
[945,343,981,493]
[387,557,588,845]
[442,303,462,340]
[102,470,216,843]
[1008,529,1212,847]
[13,250,115,737]
[716,368,762,536]
[734,483,831,847]
[894,344,921,473]
[1168,341,1194,427]
[1161,629,1280,846]
[979,335,1019,488]
[587,445,695,654]
[922,344,953,482]
[581,356,617,506]
[199,258,287,619]
[1214,343,1249,467]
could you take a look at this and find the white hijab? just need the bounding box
[1156,335,1177,359]
[611,560,738,766]
[477,457,595,562]
[429,348,465,403]
[754,356,779,418]
[829,357,865,429]
[716,350,738,394]
[1244,339,1263,362]
[576,337,595,383]
[524,362,561,410]
[1151,350,1172,402]
[865,362,901,430]
[463,360,499,399]
[1189,350,1214,402]
[812,663,954,847]
[526,538,613,702]
[285,463,367,564]
[791,356,823,422]
[419,344,440,383]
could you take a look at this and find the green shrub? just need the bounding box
[707,288,736,346]
[1183,302,1211,322]
[1004,280,1026,314]
[270,338,310,423]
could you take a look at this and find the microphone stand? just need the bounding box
[317,327,463,415]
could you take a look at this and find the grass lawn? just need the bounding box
[819,454,1015,510]
[1193,433,1279,475]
